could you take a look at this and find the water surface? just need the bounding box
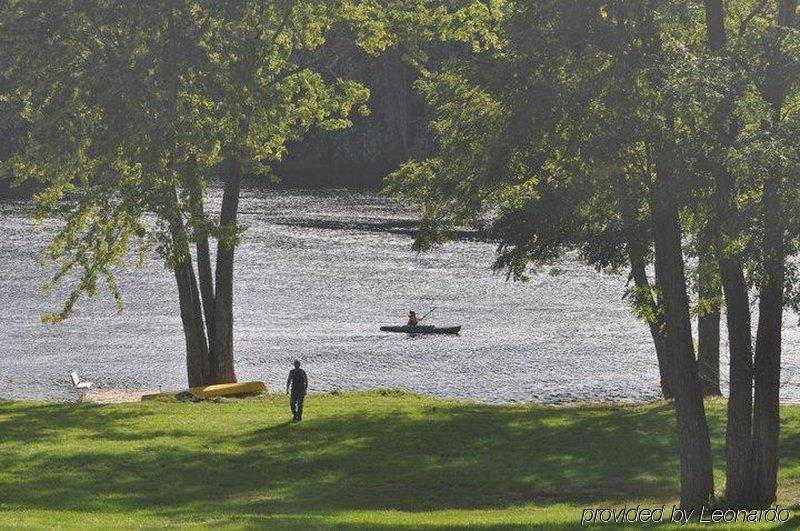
[2,187,799,402]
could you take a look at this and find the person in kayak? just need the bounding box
[407,310,420,327]
[286,360,308,422]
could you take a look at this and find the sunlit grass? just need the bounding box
[0,391,797,529]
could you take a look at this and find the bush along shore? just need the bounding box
[0,391,798,529]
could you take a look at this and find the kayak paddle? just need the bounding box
[419,307,437,322]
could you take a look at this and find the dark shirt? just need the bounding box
[287,368,308,396]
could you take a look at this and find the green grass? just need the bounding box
[0,391,798,529]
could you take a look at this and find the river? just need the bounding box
[2,186,799,402]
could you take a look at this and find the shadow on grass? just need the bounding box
[0,398,740,527]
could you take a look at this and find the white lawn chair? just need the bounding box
[70,371,92,402]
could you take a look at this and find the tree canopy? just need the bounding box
[386,0,800,509]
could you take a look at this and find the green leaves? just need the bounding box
[0,0,390,322]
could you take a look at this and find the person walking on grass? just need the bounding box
[286,360,308,422]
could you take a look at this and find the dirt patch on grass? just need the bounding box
[84,389,159,404]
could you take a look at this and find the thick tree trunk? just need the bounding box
[748,0,795,507]
[697,244,721,397]
[711,145,755,506]
[159,10,214,388]
[702,0,758,505]
[637,3,714,509]
[751,176,784,507]
[651,161,715,511]
[703,0,725,50]
[720,258,754,503]
[174,261,211,387]
[209,154,242,383]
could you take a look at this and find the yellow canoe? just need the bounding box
[141,381,267,401]
[190,381,267,399]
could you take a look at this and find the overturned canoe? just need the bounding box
[141,381,267,401]
[190,381,267,399]
[380,325,462,335]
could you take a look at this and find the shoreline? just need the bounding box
[1,385,665,406]
[5,386,800,408]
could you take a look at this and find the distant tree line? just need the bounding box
[279,42,434,186]
[0,7,450,192]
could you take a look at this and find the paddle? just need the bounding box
[419,307,437,322]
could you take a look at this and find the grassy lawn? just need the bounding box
[0,391,798,529]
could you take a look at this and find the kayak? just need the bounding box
[380,325,462,335]
[141,381,267,401]
[188,381,267,399]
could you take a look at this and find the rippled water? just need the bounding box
[2,186,799,403]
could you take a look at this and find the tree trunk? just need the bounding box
[749,0,795,507]
[711,146,755,506]
[209,154,242,383]
[159,9,213,388]
[171,221,211,388]
[617,172,673,399]
[751,175,784,507]
[628,241,673,399]
[637,4,714,508]
[720,258,754,503]
[697,244,721,397]
[703,0,725,50]
[651,160,715,511]
[702,0,758,504]
[698,0,724,399]
[187,157,216,349]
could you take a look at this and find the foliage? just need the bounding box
[0,1,383,322]
[386,0,800,318]
[0,0,517,325]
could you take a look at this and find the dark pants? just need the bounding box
[290,392,305,421]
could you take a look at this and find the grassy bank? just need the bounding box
[0,391,798,529]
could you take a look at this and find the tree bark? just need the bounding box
[651,160,715,511]
[749,0,795,507]
[712,158,755,506]
[720,257,754,503]
[751,175,784,507]
[187,157,216,348]
[695,0,725,389]
[171,221,211,388]
[702,0,758,505]
[638,2,714,509]
[697,242,721,397]
[159,8,214,388]
[703,0,726,51]
[209,154,242,383]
